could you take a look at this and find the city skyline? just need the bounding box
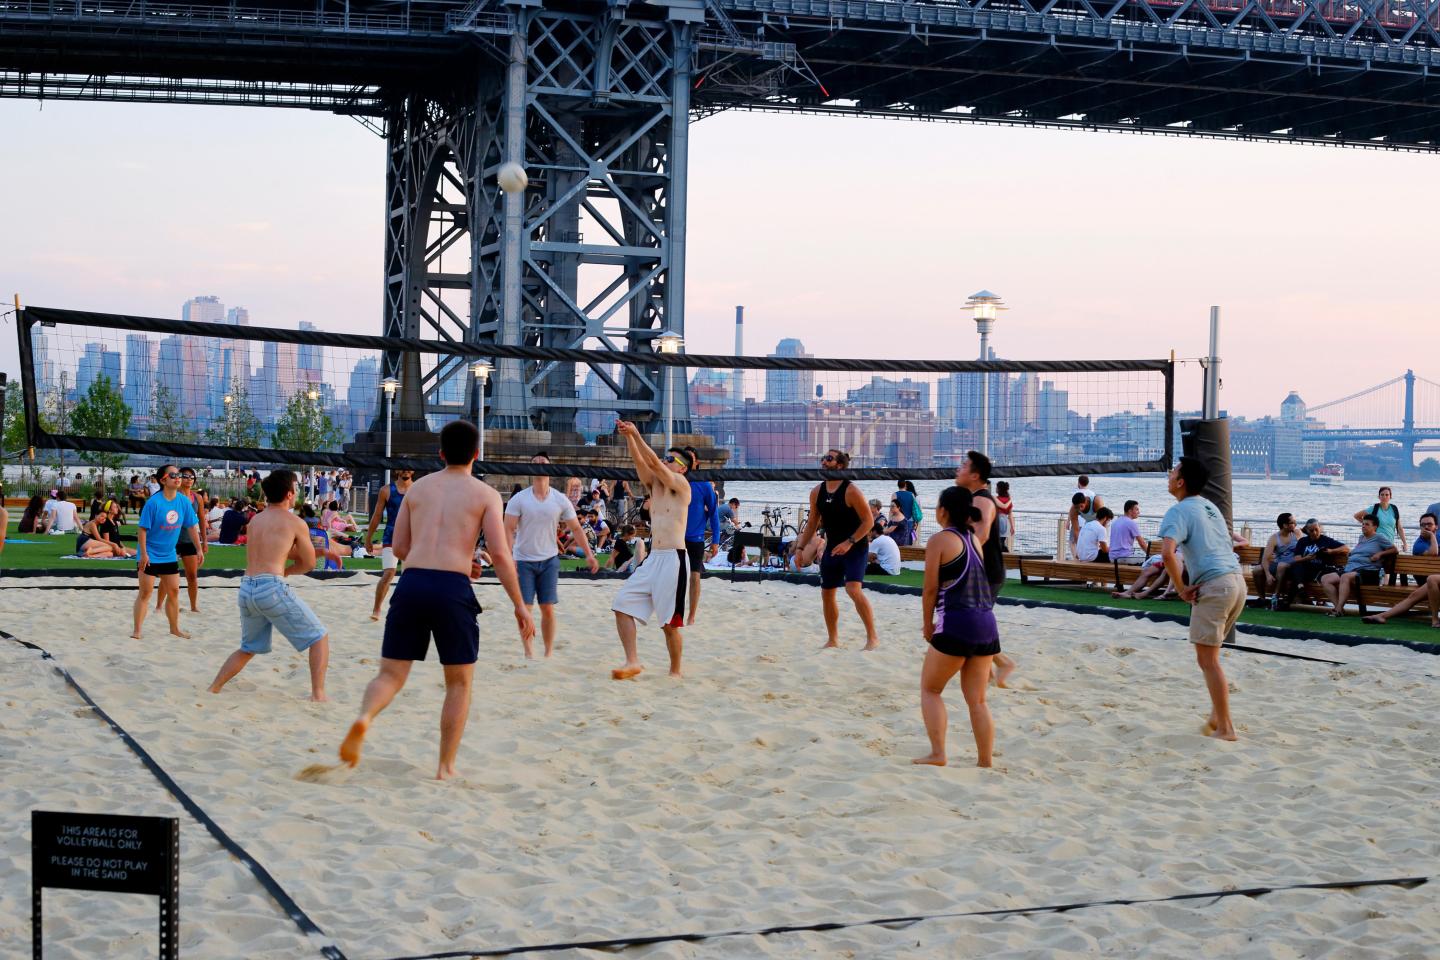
[3,102,1439,421]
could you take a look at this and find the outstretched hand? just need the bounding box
[616,420,637,437]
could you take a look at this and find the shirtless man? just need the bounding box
[207,470,330,701]
[610,420,691,680]
[340,421,533,780]
[365,468,414,621]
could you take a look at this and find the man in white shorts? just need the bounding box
[610,420,691,680]
[365,468,414,621]
[208,469,330,702]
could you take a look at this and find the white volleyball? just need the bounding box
[497,162,529,194]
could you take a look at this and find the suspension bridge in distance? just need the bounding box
[1302,370,1440,462]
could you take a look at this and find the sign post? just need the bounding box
[32,810,180,959]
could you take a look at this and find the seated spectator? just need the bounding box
[42,491,80,534]
[586,509,611,552]
[883,501,914,546]
[866,521,901,576]
[868,498,884,527]
[1412,512,1439,559]
[720,497,741,536]
[1109,500,1148,563]
[609,524,646,574]
[18,493,46,534]
[1361,567,1440,626]
[206,496,225,541]
[1075,507,1114,563]
[75,504,134,559]
[217,499,249,545]
[1274,519,1348,609]
[126,474,147,510]
[1067,492,1099,559]
[1320,514,1397,617]
[1114,550,1182,600]
[302,503,351,568]
[788,532,825,573]
[1250,513,1300,607]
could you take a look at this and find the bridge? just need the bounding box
[1302,370,1440,464]
[6,0,1440,439]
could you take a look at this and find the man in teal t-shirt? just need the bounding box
[133,464,204,640]
[1159,456,1245,742]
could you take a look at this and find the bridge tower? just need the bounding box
[1403,369,1417,477]
[369,0,706,447]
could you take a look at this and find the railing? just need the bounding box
[0,0,451,35]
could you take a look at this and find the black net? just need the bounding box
[18,306,1173,480]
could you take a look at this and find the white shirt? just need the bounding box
[207,506,226,538]
[1075,519,1109,562]
[44,499,79,532]
[869,534,901,575]
[505,486,578,562]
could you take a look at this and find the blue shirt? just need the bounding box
[1414,533,1439,557]
[1158,495,1240,586]
[685,480,720,543]
[138,490,199,564]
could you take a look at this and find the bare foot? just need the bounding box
[130,631,142,640]
[668,669,683,679]
[862,639,879,651]
[612,665,644,680]
[1111,590,1133,599]
[339,718,369,767]
[994,659,1017,689]
[1362,615,1386,624]
[170,629,191,639]
[369,613,380,622]
[435,763,459,781]
[820,640,840,649]
[911,753,947,766]
[309,691,328,703]
[524,650,536,661]
[543,650,555,659]
[686,617,696,626]
[976,759,992,768]
[207,683,223,695]
[1207,726,1238,742]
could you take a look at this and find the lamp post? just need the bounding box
[223,393,234,475]
[656,330,683,450]
[471,360,491,462]
[381,376,400,485]
[963,290,1006,455]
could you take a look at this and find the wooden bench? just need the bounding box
[1350,554,1440,616]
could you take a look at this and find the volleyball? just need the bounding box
[497,162,528,193]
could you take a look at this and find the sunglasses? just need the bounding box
[821,454,838,463]
[162,472,179,479]
[179,474,195,480]
[664,455,686,466]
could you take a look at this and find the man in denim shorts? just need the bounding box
[208,469,330,702]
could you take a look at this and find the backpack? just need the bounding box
[907,492,923,525]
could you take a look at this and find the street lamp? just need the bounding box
[471,360,491,462]
[963,290,1007,455]
[381,376,400,485]
[656,330,683,450]
[223,394,234,474]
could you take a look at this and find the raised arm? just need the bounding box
[617,421,659,487]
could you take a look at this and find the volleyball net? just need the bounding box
[16,306,1174,480]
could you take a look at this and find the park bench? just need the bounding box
[1350,553,1440,616]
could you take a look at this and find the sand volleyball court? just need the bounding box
[3,576,1439,959]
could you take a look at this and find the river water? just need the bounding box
[725,476,1440,556]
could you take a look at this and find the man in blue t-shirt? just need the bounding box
[132,463,204,640]
[1159,456,1245,742]
[680,446,721,625]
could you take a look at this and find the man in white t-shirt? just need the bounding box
[42,492,80,534]
[865,523,901,576]
[1074,507,1114,563]
[504,453,599,659]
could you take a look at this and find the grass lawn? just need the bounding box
[5,522,1436,646]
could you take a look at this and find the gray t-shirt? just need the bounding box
[1158,495,1240,585]
[1344,534,1393,573]
[505,487,577,562]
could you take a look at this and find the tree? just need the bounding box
[273,390,343,453]
[203,379,265,448]
[70,374,132,484]
[2,374,27,458]
[1419,457,1440,482]
[149,382,197,443]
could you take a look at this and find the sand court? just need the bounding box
[2,576,1439,959]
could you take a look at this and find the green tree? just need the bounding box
[149,382,197,443]
[203,379,265,448]
[2,374,27,457]
[273,390,343,453]
[70,374,132,483]
[1418,457,1440,482]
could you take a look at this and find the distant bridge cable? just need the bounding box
[1307,376,1405,413]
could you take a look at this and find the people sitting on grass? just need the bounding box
[788,531,825,574]
[609,524,646,573]
[42,490,79,534]
[1272,519,1347,610]
[867,521,901,576]
[585,508,611,552]
[1074,507,1114,563]
[1109,500,1148,563]
[75,503,135,559]
[1249,513,1300,609]
[1319,514,1398,618]
[302,503,351,569]
[18,492,46,534]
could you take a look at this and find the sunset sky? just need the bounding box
[2,98,1435,421]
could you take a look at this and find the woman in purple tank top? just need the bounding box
[914,485,1000,769]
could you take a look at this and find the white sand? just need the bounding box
[3,575,1439,959]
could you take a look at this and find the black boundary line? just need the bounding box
[378,875,1430,959]
[1,629,349,960]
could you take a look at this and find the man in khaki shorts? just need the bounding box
[1159,456,1245,742]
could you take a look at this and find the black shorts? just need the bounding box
[819,545,867,589]
[685,540,706,571]
[1350,569,1382,586]
[929,633,1002,659]
[1289,559,1333,585]
[145,561,180,577]
[382,568,481,665]
[176,540,198,558]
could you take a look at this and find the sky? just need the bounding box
[1,97,1436,421]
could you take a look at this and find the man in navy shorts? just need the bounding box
[792,449,880,650]
[339,421,534,781]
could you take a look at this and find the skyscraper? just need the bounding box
[255,339,299,424]
[75,342,122,398]
[297,321,323,387]
[29,325,55,395]
[765,338,814,404]
[123,334,159,423]
[157,334,208,420]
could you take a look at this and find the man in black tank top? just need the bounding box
[956,451,1018,686]
[793,448,880,650]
